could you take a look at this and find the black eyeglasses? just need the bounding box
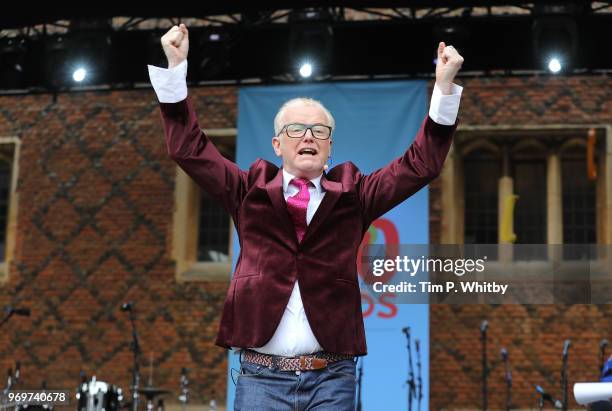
[278,123,332,140]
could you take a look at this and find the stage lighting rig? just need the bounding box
[0,37,27,89]
[532,3,579,74]
[288,8,334,80]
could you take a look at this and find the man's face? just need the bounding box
[272,104,332,180]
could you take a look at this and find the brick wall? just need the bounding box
[429,74,612,410]
[0,73,610,409]
[0,87,237,404]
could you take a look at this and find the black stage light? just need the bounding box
[0,37,27,89]
[288,8,334,80]
[43,34,70,89]
[44,19,112,89]
[532,3,579,73]
[533,16,577,73]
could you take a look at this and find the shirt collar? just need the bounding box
[282,169,323,194]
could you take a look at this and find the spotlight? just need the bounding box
[532,3,578,73]
[44,19,111,89]
[548,58,561,73]
[68,20,112,84]
[0,37,27,89]
[299,63,313,78]
[288,8,333,79]
[533,17,577,73]
[72,67,87,82]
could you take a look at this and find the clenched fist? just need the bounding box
[435,42,464,95]
[161,24,189,68]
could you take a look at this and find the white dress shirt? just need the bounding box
[251,170,326,356]
[148,60,463,356]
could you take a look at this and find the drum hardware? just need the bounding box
[136,387,170,411]
[2,362,21,411]
[13,366,48,411]
[76,374,123,411]
[178,368,188,411]
[136,351,170,411]
[16,388,53,411]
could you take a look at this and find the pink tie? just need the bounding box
[286,178,312,242]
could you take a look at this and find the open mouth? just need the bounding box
[298,148,318,156]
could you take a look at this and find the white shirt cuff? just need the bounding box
[429,82,463,126]
[147,60,188,103]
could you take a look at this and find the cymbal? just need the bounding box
[137,387,172,397]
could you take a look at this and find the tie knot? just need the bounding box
[290,178,312,190]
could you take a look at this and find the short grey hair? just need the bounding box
[273,97,335,136]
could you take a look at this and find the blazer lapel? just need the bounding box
[302,174,342,244]
[265,169,298,244]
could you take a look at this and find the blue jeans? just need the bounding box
[234,358,357,411]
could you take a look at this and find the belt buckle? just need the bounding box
[270,354,281,370]
[299,355,327,370]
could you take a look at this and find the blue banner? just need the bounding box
[228,80,429,410]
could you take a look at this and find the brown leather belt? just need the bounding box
[242,349,354,371]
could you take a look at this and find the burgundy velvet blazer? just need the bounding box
[160,97,457,356]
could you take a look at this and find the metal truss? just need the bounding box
[2,1,611,38]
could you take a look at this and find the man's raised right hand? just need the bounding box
[161,24,189,68]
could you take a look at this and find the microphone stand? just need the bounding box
[600,339,608,375]
[480,321,488,411]
[131,311,141,411]
[415,339,422,411]
[537,387,544,411]
[561,340,570,411]
[501,348,512,411]
[402,327,416,411]
[535,385,561,411]
[123,303,142,411]
[356,358,363,411]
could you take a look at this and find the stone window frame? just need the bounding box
[438,124,612,298]
[0,136,20,283]
[440,124,611,246]
[172,128,236,282]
